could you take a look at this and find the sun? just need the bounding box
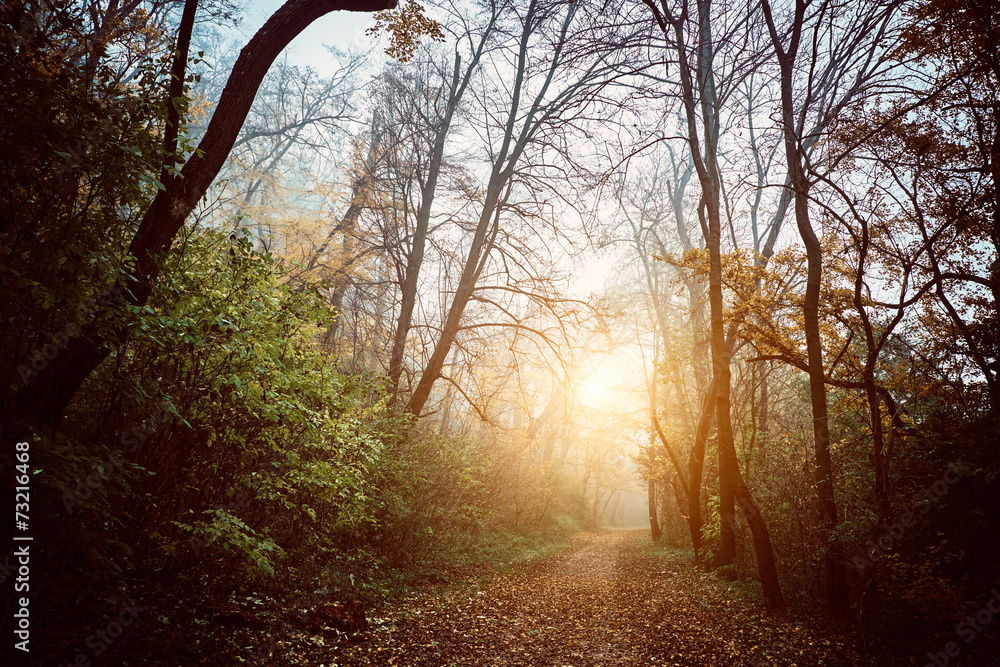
[579,373,614,408]
[581,378,605,404]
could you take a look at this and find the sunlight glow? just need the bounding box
[578,362,625,409]
[580,377,609,406]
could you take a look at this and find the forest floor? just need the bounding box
[301,529,882,667]
[90,529,905,666]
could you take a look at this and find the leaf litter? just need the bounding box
[311,530,887,667]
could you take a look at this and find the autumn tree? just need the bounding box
[887,0,1000,414]
[759,0,903,618]
[639,0,785,611]
[813,0,1000,636]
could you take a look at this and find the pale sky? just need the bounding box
[235,0,617,299]
[240,0,382,74]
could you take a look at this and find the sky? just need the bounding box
[239,0,382,75]
[235,0,617,296]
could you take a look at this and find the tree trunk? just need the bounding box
[388,53,467,402]
[792,160,850,620]
[759,373,769,442]
[159,0,199,189]
[438,346,461,433]
[309,115,384,349]
[648,0,785,612]
[706,188,783,608]
[649,480,662,541]
[405,185,506,416]
[18,0,397,428]
[762,0,849,618]
[717,452,737,566]
[687,378,715,560]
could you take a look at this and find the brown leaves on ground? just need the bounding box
[310,530,884,667]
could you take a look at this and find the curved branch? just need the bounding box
[22,0,397,426]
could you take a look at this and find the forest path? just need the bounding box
[328,529,875,667]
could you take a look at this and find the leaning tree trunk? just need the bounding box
[792,171,849,618]
[388,53,469,403]
[704,178,785,611]
[17,0,397,429]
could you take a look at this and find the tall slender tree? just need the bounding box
[642,0,785,611]
[405,0,624,416]
[761,0,901,618]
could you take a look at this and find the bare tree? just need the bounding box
[641,0,786,612]
[761,0,902,617]
[404,0,626,417]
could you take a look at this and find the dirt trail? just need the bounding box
[329,529,876,667]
